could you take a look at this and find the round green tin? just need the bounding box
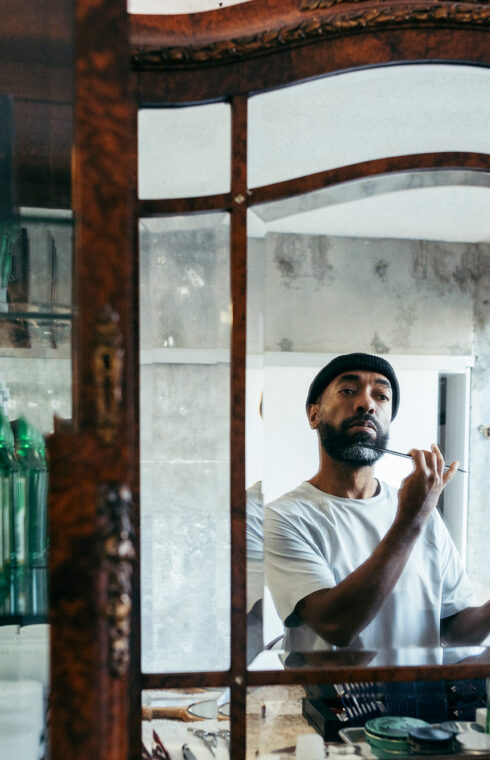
[365,717,431,758]
[365,716,430,740]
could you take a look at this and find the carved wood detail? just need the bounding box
[93,305,125,445]
[131,2,490,67]
[97,483,136,678]
[301,0,484,7]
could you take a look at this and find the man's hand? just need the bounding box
[395,444,458,532]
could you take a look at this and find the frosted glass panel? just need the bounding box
[139,213,231,672]
[248,64,490,187]
[138,105,231,199]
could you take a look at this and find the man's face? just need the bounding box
[309,370,392,466]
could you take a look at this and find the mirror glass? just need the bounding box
[248,63,490,187]
[139,212,231,673]
[246,168,490,662]
[138,103,231,199]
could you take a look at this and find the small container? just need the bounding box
[295,732,324,760]
[365,716,430,758]
[455,732,490,755]
[407,726,454,755]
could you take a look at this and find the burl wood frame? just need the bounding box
[130,3,490,759]
[5,0,487,759]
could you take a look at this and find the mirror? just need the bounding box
[136,60,490,674]
[138,212,232,674]
[246,167,490,664]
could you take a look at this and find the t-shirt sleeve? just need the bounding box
[265,503,336,626]
[435,511,475,618]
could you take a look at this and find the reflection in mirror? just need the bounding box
[246,170,490,663]
[139,213,231,673]
[141,687,230,758]
[247,679,488,755]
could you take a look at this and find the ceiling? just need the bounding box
[249,183,490,243]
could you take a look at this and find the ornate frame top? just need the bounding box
[130,0,490,68]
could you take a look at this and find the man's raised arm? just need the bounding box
[296,447,458,647]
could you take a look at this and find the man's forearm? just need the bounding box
[441,601,490,646]
[296,515,424,647]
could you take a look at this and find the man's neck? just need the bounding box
[308,454,379,499]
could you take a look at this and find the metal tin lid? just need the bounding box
[408,726,455,754]
[439,720,484,735]
[456,732,490,754]
[365,716,430,740]
[408,727,453,745]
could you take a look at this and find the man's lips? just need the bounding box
[347,420,376,432]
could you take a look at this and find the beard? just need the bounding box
[317,413,389,466]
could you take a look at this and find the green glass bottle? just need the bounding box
[0,409,22,615]
[13,416,48,615]
[31,424,48,615]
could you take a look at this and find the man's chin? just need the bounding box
[340,443,380,465]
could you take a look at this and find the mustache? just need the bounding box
[340,413,383,436]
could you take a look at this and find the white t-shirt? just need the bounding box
[265,480,474,652]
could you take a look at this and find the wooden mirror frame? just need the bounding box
[129,3,490,757]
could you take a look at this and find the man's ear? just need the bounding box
[307,403,319,429]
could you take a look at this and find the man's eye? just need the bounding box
[340,388,354,394]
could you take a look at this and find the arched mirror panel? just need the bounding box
[248,64,490,187]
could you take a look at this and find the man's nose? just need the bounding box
[355,390,375,414]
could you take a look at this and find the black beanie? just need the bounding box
[306,352,400,420]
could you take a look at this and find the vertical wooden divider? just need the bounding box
[229,93,248,760]
[48,1,136,758]
[128,70,143,760]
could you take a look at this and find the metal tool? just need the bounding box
[188,727,217,756]
[216,728,230,747]
[362,443,467,473]
[182,744,199,760]
[153,730,171,760]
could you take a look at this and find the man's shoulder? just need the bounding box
[380,480,399,502]
[266,481,317,515]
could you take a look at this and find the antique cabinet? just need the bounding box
[1,1,490,759]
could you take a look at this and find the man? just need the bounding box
[265,352,490,652]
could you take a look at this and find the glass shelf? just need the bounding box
[0,311,72,321]
[0,614,48,627]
